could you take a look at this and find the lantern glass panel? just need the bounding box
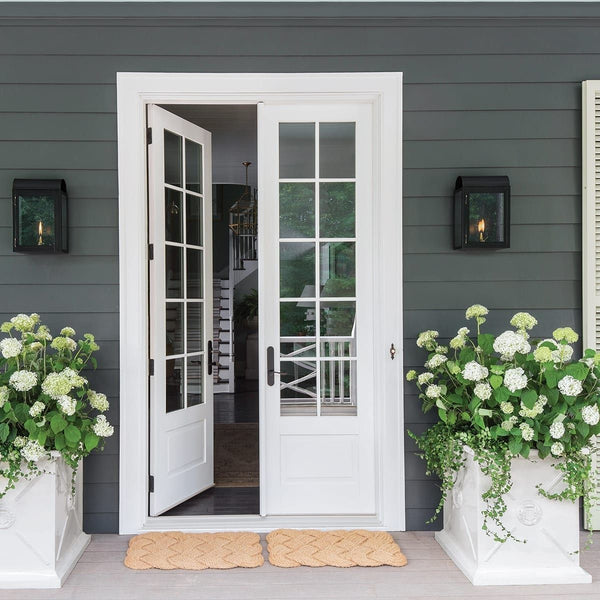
[467,192,505,245]
[17,194,56,249]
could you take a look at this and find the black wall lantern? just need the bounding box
[12,179,68,253]
[454,176,510,249]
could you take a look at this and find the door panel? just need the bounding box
[148,105,214,516]
[260,103,375,515]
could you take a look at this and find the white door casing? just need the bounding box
[260,103,376,515]
[148,105,214,516]
[582,80,600,530]
[117,73,403,534]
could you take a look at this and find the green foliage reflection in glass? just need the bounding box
[279,183,314,238]
[320,183,355,238]
[280,302,316,337]
[320,302,355,336]
[280,242,315,298]
[320,242,355,297]
[18,196,55,248]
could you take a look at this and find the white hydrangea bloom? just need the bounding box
[20,439,46,462]
[41,372,72,399]
[553,327,579,344]
[519,398,546,418]
[60,327,76,337]
[582,405,600,426]
[92,415,114,437]
[10,313,39,333]
[62,367,87,388]
[581,446,592,456]
[406,370,417,382]
[520,422,534,441]
[51,336,77,353]
[538,394,548,407]
[558,375,583,397]
[28,341,43,352]
[465,304,489,319]
[9,370,38,392]
[416,330,439,351]
[537,339,573,364]
[88,390,109,412]
[0,337,22,359]
[474,382,492,400]
[510,312,538,331]
[35,325,52,342]
[13,436,27,448]
[501,417,518,431]
[504,367,528,393]
[549,421,565,439]
[426,354,447,369]
[493,330,531,360]
[500,401,514,414]
[435,345,448,355]
[458,327,470,336]
[533,346,553,363]
[417,372,434,386]
[0,386,9,408]
[551,442,565,456]
[462,361,489,381]
[29,401,45,417]
[57,395,77,416]
[425,385,442,399]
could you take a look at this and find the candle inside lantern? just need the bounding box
[37,220,43,246]
[478,218,486,242]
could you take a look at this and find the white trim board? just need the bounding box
[117,72,404,535]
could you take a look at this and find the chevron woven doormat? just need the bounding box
[266,529,407,568]
[124,531,264,570]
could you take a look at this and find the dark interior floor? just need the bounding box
[164,379,260,517]
[164,486,259,516]
[214,379,259,424]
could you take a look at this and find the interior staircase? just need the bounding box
[213,278,234,393]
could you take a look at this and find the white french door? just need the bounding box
[259,102,376,515]
[148,106,214,516]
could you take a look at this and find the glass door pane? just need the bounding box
[163,129,205,413]
[278,122,357,416]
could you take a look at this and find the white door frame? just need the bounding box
[117,72,404,535]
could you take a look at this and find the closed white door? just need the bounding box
[259,103,376,515]
[148,106,214,516]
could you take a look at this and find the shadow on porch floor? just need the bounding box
[0,532,599,599]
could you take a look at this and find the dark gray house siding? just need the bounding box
[0,1,593,533]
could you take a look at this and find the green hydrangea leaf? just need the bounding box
[509,437,522,455]
[544,369,559,388]
[489,375,503,389]
[520,445,530,459]
[494,387,510,404]
[64,424,81,445]
[84,432,99,452]
[14,403,29,422]
[522,389,538,410]
[578,422,590,437]
[565,363,588,381]
[0,422,9,443]
[54,433,66,451]
[50,414,67,434]
[477,333,495,354]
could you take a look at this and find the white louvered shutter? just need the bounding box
[582,81,600,529]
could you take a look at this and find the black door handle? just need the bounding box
[267,346,280,386]
[208,340,213,375]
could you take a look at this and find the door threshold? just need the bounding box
[134,514,386,535]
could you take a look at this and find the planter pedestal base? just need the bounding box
[435,449,592,586]
[0,457,90,589]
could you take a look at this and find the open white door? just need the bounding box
[259,103,376,515]
[148,105,214,516]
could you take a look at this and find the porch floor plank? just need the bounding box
[0,532,598,599]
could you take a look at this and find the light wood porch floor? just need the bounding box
[1,532,600,599]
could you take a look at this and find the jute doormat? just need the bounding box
[124,531,264,570]
[215,423,259,487]
[266,529,407,568]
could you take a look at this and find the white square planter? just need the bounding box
[0,455,90,588]
[435,448,592,586]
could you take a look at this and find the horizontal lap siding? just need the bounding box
[0,3,591,532]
